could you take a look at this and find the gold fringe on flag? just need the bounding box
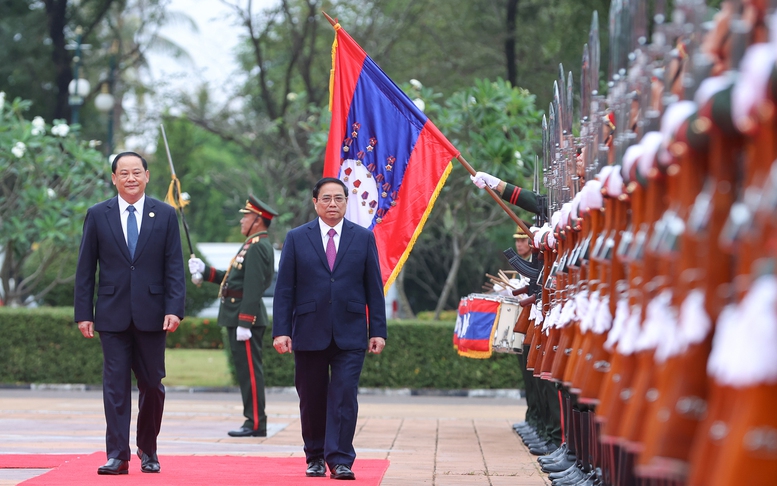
[383,161,453,294]
[165,175,189,209]
[328,22,341,112]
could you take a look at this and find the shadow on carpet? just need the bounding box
[13,452,389,485]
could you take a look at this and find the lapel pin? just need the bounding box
[149,212,155,218]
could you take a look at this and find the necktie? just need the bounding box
[326,228,337,271]
[127,205,138,259]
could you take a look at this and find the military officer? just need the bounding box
[188,196,277,437]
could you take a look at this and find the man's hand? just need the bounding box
[77,321,94,338]
[470,171,501,190]
[273,336,292,354]
[163,314,181,332]
[236,326,252,341]
[188,257,205,275]
[368,337,386,354]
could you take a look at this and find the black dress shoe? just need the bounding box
[330,464,355,480]
[137,449,160,473]
[305,458,326,477]
[97,458,129,475]
[529,441,558,456]
[228,426,267,437]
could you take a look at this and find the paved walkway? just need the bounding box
[0,388,550,485]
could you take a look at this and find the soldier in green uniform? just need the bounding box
[188,196,277,437]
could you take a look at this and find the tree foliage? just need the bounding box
[0,94,112,306]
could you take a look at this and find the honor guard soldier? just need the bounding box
[188,196,278,437]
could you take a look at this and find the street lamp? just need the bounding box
[67,26,91,125]
[94,40,118,156]
[94,84,114,153]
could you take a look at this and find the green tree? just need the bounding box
[401,78,542,318]
[0,94,112,306]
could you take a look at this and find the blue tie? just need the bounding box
[127,205,138,259]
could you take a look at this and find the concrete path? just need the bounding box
[0,388,550,485]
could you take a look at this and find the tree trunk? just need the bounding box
[505,0,519,87]
[44,0,72,121]
[394,267,415,319]
[433,233,461,321]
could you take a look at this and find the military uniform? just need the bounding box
[199,196,277,437]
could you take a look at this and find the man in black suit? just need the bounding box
[75,151,186,475]
[272,177,387,480]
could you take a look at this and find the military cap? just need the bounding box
[513,225,530,239]
[239,195,278,220]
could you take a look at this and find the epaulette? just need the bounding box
[250,236,261,244]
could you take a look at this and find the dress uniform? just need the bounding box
[189,196,277,437]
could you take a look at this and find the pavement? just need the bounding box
[0,387,550,485]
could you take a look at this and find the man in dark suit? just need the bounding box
[272,177,387,481]
[75,151,186,476]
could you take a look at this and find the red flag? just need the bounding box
[324,21,460,292]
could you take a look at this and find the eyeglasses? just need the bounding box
[317,195,347,204]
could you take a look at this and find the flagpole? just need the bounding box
[456,155,534,239]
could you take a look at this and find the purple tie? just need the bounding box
[326,228,337,271]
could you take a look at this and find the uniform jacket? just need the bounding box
[203,231,273,329]
[74,196,186,331]
[272,218,387,351]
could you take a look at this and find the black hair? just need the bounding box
[261,215,272,228]
[111,151,148,173]
[312,177,347,199]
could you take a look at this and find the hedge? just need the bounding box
[0,307,523,390]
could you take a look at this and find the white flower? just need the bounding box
[51,123,70,137]
[468,95,477,106]
[286,92,298,101]
[47,188,56,199]
[412,98,426,112]
[514,151,522,160]
[11,141,26,158]
[0,91,5,110]
[31,116,46,136]
[409,79,423,90]
[88,140,101,148]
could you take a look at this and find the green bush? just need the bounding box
[0,307,103,384]
[0,308,522,390]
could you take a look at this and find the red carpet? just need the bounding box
[0,454,77,468]
[15,452,389,485]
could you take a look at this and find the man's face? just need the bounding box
[240,213,260,237]
[111,155,149,204]
[313,182,347,226]
[515,237,531,258]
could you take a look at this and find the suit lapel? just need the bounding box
[334,220,356,272]
[305,220,330,272]
[105,197,132,262]
[133,198,157,261]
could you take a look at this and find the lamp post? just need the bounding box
[94,40,118,156]
[67,26,91,125]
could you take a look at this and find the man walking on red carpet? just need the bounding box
[75,151,186,475]
[272,177,387,480]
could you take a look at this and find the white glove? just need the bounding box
[470,171,501,190]
[236,326,252,341]
[188,257,205,275]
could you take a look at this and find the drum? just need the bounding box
[492,297,525,354]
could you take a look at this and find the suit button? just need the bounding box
[330,278,334,282]
[329,300,332,304]
[130,266,135,270]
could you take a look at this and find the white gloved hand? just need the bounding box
[188,257,205,275]
[236,326,252,341]
[470,171,501,190]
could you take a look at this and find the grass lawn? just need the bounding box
[164,348,234,388]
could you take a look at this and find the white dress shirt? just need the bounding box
[117,194,145,245]
[318,218,344,253]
